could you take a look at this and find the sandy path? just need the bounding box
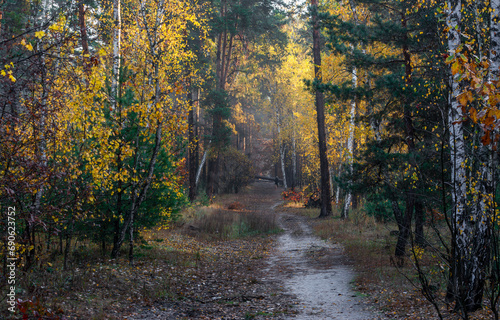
[129,181,381,319]
[257,182,379,319]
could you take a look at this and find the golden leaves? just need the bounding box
[35,31,46,39]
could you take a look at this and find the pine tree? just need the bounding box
[322,0,445,255]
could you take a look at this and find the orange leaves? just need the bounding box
[457,91,473,107]
[446,44,500,147]
[469,107,478,122]
[451,61,461,76]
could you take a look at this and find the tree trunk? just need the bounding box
[207,1,233,198]
[276,105,287,189]
[111,121,162,258]
[111,12,161,257]
[188,85,197,201]
[292,135,297,189]
[446,0,486,312]
[206,154,219,197]
[311,0,332,218]
[342,66,357,218]
[414,200,425,246]
[110,0,121,111]
[394,194,414,264]
[394,9,423,257]
[196,145,209,187]
[78,0,90,77]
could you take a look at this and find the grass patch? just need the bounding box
[189,209,281,239]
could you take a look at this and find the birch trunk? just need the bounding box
[342,67,356,218]
[279,144,287,189]
[276,107,287,189]
[446,0,485,311]
[196,145,209,187]
[110,0,121,111]
[188,86,198,201]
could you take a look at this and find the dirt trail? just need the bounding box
[254,182,377,320]
[129,181,380,319]
[267,212,376,319]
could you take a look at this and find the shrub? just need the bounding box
[218,148,255,194]
[281,189,304,203]
[304,189,321,208]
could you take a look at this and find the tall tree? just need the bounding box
[311,0,332,217]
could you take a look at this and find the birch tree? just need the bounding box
[341,0,359,219]
[445,0,488,312]
[110,0,121,112]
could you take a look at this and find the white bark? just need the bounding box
[279,143,287,189]
[343,67,357,216]
[110,0,121,111]
[329,167,334,199]
[196,144,210,187]
[447,0,486,309]
[276,107,288,189]
[477,0,500,218]
[447,0,466,227]
[34,0,53,215]
[343,0,359,217]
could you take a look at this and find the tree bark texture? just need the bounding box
[110,0,121,111]
[188,87,198,201]
[445,0,487,312]
[311,0,332,218]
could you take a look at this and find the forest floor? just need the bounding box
[5,181,497,319]
[127,181,378,319]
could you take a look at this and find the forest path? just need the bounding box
[128,181,379,319]
[257,182,377,319]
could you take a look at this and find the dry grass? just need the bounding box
[227,201,244,210]
[187,209,281,240]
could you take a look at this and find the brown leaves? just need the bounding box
[457,91,473,107]
[447,44,500,147]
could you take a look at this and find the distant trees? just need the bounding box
[203,0,287,197]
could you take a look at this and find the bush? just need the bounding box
[281,189,304,203]
[218,148,254,194]
[304,189,321,208]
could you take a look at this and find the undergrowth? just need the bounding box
[189,209,281,239]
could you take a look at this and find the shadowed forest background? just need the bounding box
[1,0,500,319]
